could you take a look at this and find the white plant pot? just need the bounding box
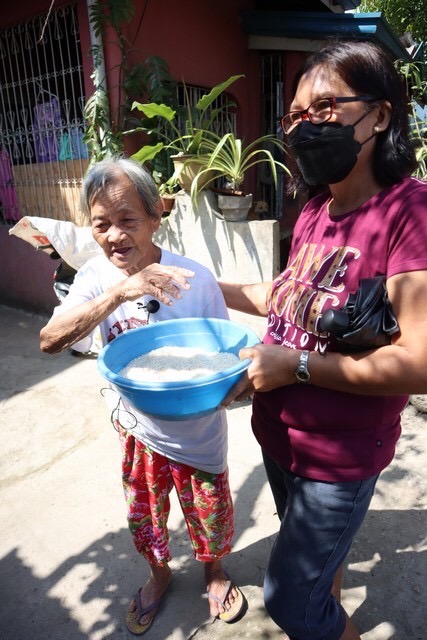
[218,193,253,221]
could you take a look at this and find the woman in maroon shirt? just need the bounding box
[220,39,427,640]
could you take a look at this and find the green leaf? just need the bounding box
[107,0,135,29]
[124,63,145,98]
[131,143,165,164]
[142,56,177,104]
[131,102,176,121]
[196,74,244,113]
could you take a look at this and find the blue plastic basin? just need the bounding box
[97,317,260,420]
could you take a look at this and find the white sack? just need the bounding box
[9,216,101,270]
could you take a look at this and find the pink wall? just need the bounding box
[1,229,59,314]
[114,0,261,152]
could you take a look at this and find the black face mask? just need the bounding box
[287,113,370,186]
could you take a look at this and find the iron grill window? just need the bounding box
[0,3,88,225]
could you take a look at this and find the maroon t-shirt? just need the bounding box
[253,177,427,481]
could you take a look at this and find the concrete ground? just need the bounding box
[0,304,425,640]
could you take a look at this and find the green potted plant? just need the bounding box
[156,174,179,216]
[128,74,244,190]
[189,132,291,220]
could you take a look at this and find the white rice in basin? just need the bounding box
[120,345,240,382]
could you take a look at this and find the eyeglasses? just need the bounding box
[281,96,377,134]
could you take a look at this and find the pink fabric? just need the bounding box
[253,177,427,482]
[0,149,20,221]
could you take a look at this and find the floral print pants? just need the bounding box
[118,426,234,566]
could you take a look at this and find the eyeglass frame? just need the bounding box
[281,96,378,134]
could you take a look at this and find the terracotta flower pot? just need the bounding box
[161,195,176,216]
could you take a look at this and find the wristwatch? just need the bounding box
[294,350,311,383]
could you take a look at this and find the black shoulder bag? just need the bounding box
[319,275,400,353]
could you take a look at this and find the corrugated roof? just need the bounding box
[240,11,413,61]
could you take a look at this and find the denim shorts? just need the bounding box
[262,452,379,640]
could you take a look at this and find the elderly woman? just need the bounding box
[220,40,427,640]
[40,158,245,635]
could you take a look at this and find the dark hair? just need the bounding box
[81,157,161,219]
[287,39,417,195]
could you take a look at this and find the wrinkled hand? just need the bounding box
[121,264,194,305]
[221,343,298,407]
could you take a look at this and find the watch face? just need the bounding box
[296,369,310,382]
[295,350,310,383]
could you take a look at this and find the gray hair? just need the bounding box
[81,157,161,220]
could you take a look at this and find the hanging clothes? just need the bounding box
[59,126,89,161]
[0,148,20,221]
[33,97,61,163]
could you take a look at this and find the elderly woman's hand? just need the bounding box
[121,264,195,305]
